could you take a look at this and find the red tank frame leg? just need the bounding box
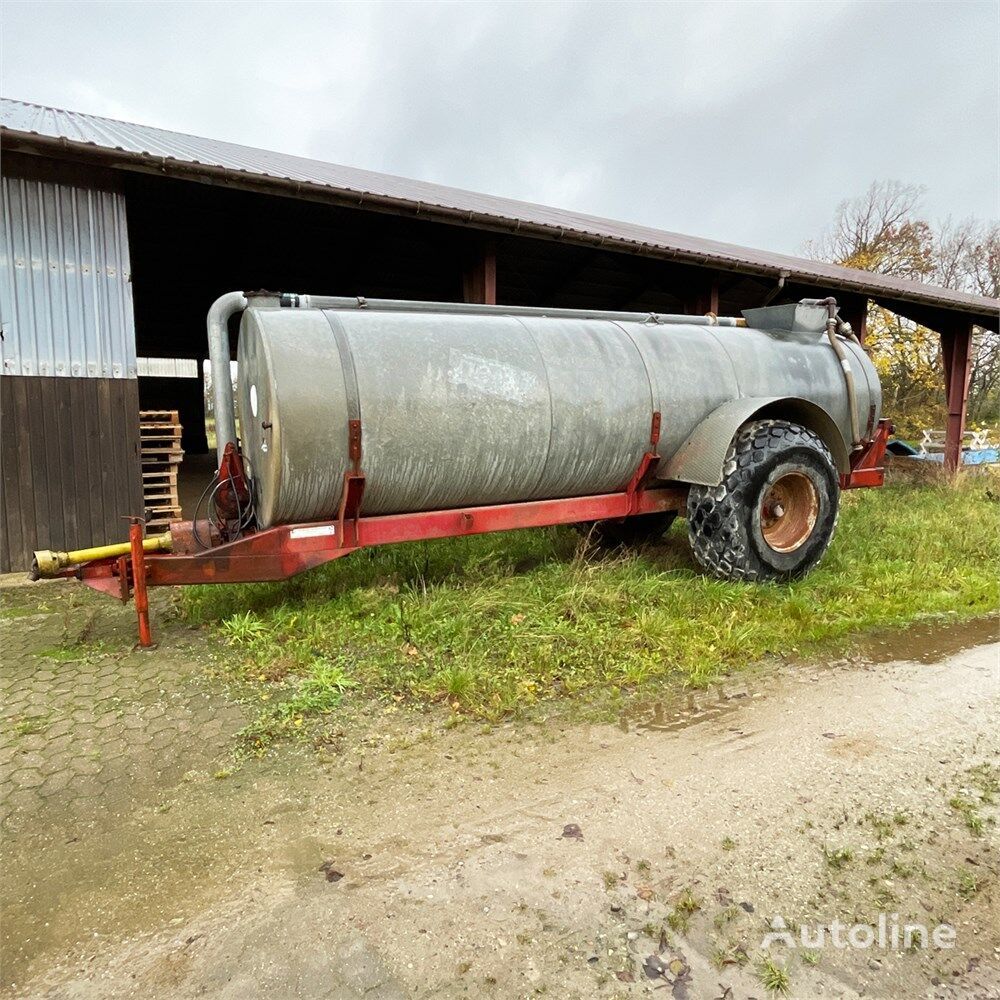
[129,519,153,648]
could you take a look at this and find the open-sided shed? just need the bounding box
[1,98,996,572]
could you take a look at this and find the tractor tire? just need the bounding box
[686,419,839,582]
[582,511,677,548]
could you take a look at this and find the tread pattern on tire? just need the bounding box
[686,419,839,582]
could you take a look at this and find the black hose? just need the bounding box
[192,473,220,549]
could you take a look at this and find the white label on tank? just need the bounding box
[289,525,337,540]
[448,349,538,402]
[249,384,258,417]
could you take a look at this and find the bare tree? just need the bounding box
[933,218,999,298]
[804,181,934,281]
[935,219,1000,424]
[806,183,999,437]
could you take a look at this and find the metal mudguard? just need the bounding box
[661,396,851,487]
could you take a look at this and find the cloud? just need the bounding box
[2,0,996,253]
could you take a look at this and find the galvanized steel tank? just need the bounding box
[236,302,879,528]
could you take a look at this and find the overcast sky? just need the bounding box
[2,1,997,255]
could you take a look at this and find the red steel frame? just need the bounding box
[61,418,891,647]
[840,418,892,489]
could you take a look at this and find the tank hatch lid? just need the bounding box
[741,302,829,333]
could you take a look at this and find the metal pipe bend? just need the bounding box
[207,291,248,465]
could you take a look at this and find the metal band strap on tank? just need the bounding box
[322,311,367,546]
[322,311,364,472]
[611,320,662,459]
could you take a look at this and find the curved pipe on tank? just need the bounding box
[277,292,748,328]
[207,291,248,465]
[802,297,862,449]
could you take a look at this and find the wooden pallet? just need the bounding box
[140,410,180,424]
[145,506,183,530]
[140,409,183,523]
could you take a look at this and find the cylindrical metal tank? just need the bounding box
[236,304,878,528]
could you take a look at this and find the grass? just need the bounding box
[35,640,109,663]
[967,762,999,805]
[236,657,356,748]
[181,479,1000,740]
[35,646,84,663]
[712,943,749,969]
[956,868,981,900]
[713,904,741,930]
[755,955,791,995]
[12,714,51,737]
[948,794,986,836]
[666,887,701,933]
[945,763,1000,837]
[864,811,896,841]
[822,844,855,870]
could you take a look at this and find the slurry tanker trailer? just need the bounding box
[33,292,889,645]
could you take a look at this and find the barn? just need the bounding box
[1,97,996,572]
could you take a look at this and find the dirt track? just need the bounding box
[2,585,998,999]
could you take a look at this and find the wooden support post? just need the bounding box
[462,239,497,305]
[940,321,973,474]
[854,308,868,346]
[684,276,719,315]
[839,297,869,346]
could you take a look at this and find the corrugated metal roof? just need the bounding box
[1,169,136,378]
[2,97,996,321]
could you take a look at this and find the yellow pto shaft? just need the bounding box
[32,532,173,578]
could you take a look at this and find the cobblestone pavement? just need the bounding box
[3,583,997,1000]
[0,581,244,836]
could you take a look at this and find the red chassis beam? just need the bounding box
[73,422,890,595]
[839,418,892,490]
[64,420,889,650]
[95,486,689,590]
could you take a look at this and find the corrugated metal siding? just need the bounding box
[0,171,136,378]
[1,98,995,319]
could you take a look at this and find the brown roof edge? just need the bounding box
[3,122,997,327]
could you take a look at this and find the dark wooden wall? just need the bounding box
[1,376,143,572]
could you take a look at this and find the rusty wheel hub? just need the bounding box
[760,471,819,553]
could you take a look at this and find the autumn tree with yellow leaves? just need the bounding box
[807,181,999,440]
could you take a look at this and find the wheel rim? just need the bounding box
[760,471,819,553]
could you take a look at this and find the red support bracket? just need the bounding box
[116,555,130,603]
[214,442,252,524]
[624,453,661,513]
[337,472,367,548]
[338,417,367,547]
[624,411,663,514]
[649,411,662,447]
[348,419,363,469]
[129,519,153,648]
[840,418,892,489]
[77,559,128,600]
